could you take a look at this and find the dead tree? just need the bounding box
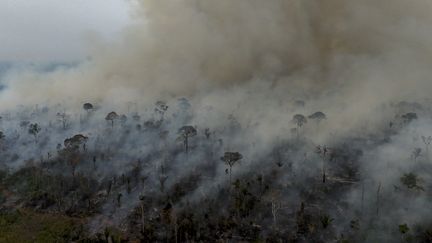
[421,136,432,160]
[268,190,287,227]
[178,126,197,154]
[411,148,422,163]
[376,182,381,216]
[56,112,70,130]
[139,195,145,234]
[316,145,330,183]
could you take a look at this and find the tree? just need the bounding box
[105,111,119,128]
[64,134,88,152]
[155,101,169,120]
[139,195,146,235]
[28,123,41,143]
[63,134,88,178]
[411,148,422,163]
[267,190,287,227]
[83,103,94,113]
[292,114,307,139]
[399,223,410,234]
[400,173,424,191]
[159,175,168,192]
[68,154,80,178]
[56,112,70,130]
[308,111,326,130]
[320,214,334,229]
[296,202,307,235]
[178,126,197,153]
[376,182,381,216]
[421,136,431,160]
[204,128,211,139]
[401,112,417,124]
[221,152,243,184]
[0,131,5,149]
[316,145,330,183]
[117,193,122,207]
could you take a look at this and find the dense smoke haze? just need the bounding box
[1,0,432,242]
[2,0,432,133]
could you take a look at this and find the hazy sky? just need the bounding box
[0,0,131,62]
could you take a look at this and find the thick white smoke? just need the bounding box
[2,2,432,241]
[1,0,431,112]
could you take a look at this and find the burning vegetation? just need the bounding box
[2,0,432,242]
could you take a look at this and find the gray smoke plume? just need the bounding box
[1,1,432,241]
[2,0,432,115]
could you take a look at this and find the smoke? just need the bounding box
[2,0,432,115]
[2,1,432,240]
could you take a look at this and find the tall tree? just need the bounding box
[28,123,41,143]
[155,101,169,121]
[421,135,432,160]
[221,152,243,184]
[178,126,197,154]
[83,103,94,113]
[0,131,5,150]
[64,134,89,152]
[308,111,326,130]
[105,111,119,128]
[56,112,70,130]
[292,114,307,139]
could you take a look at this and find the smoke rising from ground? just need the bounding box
[1,1,432,241]
[2,0,432,118]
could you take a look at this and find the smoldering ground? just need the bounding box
[0,0,432,242]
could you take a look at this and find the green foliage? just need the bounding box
[399,223,410,234]
[0,210,84,243]
[320,214,334,229]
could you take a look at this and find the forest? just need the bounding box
[2,0,432,242]
[0,98,431,242]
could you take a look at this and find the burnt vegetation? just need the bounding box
[0,99,431,243]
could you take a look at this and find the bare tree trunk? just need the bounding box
[322,158,326,184]
[361,182,365,216]
[376,182,381,216]
[141,203,145,235]
[174,222,178,243]
[271,202,279,226]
